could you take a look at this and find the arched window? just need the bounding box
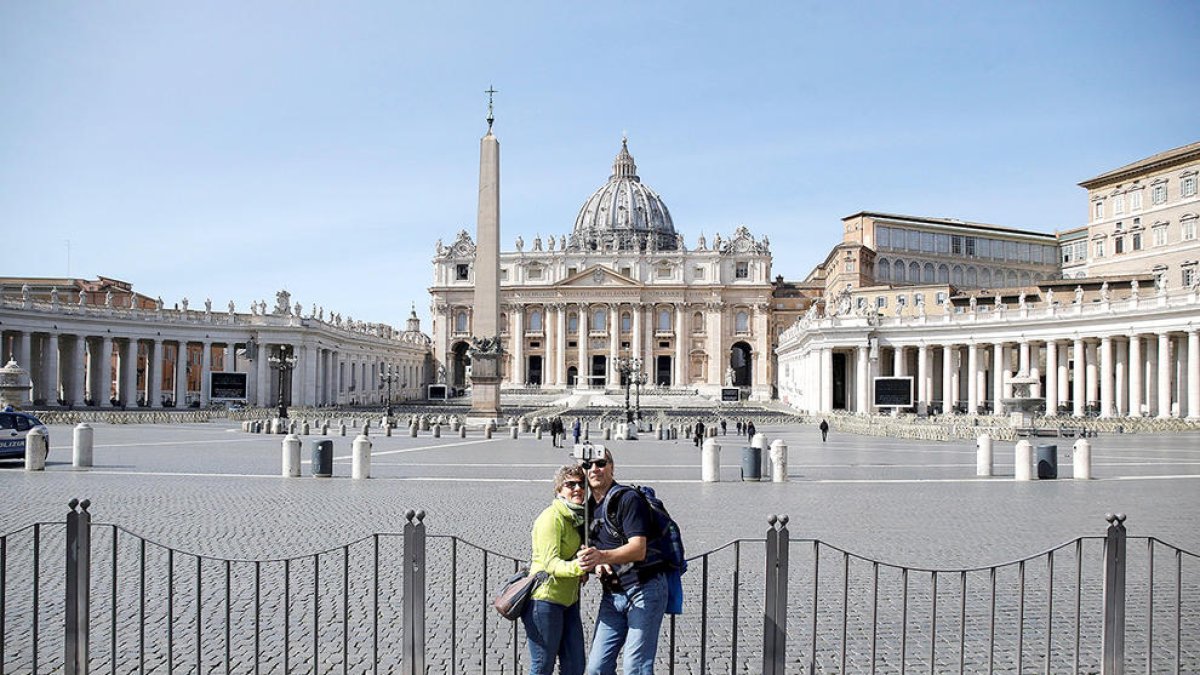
[1020,271,1031,286]
[499,312,508,334]
[693,311,705,333]
[1007,271,1018,287]
[937,264,949,283]
[877,258,891,282]
[621,312,631,333]
[923,263,935,283]
[893,259,906,283]
[952,265,964,285]
[658,309,672,332]
[455,311,468,332]
[529,310,543,332]
[735,311,749,333]
[593,308,606,332]
[568,312,578,334]
[980,268,992,288]
[966,267,978,287]
[909,261,920,283]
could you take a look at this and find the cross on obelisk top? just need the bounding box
[485,86,497,131]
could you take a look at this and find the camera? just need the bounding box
[573,442,604,461]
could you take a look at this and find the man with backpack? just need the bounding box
[577,448,678,674]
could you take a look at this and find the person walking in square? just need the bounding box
[523,464,592,675]
[746,420,756,444]
[693,420,706,447]
[819,419,830,442]
[573,418,582,445]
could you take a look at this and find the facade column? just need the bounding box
[1129,335,1143,417]
[150,339,164,407]
[45,333,61,405]
[555,305,567,386]
[967,342,979,414]
[199,341,212,406]
[175,341,189,407]
[856,345,869,413]
[1099,336,1114,418]
[121,338,138,407]
[892,345,905,377]
[99,336,114,406]
[71,334,87,406]
[1072,338,1086,417]
[1029,342,1041,398]
[1018,340,1030,375]
[941,344,955,413]
[674,304,687,387]
[992,341,1004,415]
[916,344,929,408]
[512,307,525,386]
[1114,340,1127,416]
[1085,341,1099,413]
[1045,340,1059,416]
[1158,332,1173,418]
[819,347,833,413]
[299,345,316,407]
[1056,343,1070,411]
[15,332,32,384]
[577,305,589,387]
[1188,330,1200,419]
[254,343,269,407]
[608,304,619,386]
[1145,337,1158,416]
[631,303,642,374]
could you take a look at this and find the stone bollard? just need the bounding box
[451,419,460,432]
[459,426,466,439]
[338,422,347,437]
[410,423,418,437]
[583,428,590,441]
[752,433,769,481]
[321,422,330,436]
[433,424,442,438]
[604,428,612,440]
[25,428,48,471]
[289,420,298,434]
[1073,439,1092,480]
[510,426,518,439]
[701,438,721,482]
[485,426,493,439]
[420,417,430,431]
[519,418,530,433]
[769,439,788,482]
[362,422,370,437]
[301,421,310,435]
[282,434,301,477]
[1015,440,1035,481]
[976,433,993,477]
[535,426,543,440]
[385,423,392,437]
[352,435,372,479]
[73,423,94,469]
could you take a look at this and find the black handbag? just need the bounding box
[493,568,550,620]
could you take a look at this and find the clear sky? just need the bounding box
[2,1,1197,329]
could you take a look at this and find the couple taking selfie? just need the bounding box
[523,447,676,675]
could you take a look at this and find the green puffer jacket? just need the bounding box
[529,498,585,606]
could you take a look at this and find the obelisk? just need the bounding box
[469,88,503,419]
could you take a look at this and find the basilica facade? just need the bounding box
[429,140,776,400]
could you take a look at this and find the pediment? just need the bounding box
[556,265,642,288]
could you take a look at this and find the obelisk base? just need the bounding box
[468,351,503,422]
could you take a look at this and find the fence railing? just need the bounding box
[1,502,1196,674]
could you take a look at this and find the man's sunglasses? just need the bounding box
[581,459,609,470]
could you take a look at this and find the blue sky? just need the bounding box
[2,1,1197,328]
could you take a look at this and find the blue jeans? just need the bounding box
[523,599,584,675]
[586,574,668,675]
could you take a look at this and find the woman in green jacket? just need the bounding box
[523,464,590,674]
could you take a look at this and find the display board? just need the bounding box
[873,377,914,407]
[209,372,247,401]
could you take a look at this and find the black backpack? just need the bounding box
[595,484,687,573]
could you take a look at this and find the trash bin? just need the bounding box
[1036,444,1058,480]
[311,440,333,478]
[741,446,761,482]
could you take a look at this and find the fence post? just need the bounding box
[761,514,790,675]
[402,510,427,675]
[1101,513,1127,675]
[64,498,92,675]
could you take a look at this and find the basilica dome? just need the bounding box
[570,139,678,251]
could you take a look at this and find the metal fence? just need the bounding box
[1,501,1197,674]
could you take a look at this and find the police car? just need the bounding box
[0,411,49,461]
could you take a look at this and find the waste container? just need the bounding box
[741,446,761,481]
[1036,444,1058,480]
[311,440,333,477]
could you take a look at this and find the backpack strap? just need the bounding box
[600,484,634,542]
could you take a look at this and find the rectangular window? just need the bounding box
[1131,190,1143,211]
[965,237,976,257]
[500,269,509,281]
[1094,201,1104,221]
[1094,240,1105,258]
[951,236,962,255]
[1152,184,1167,204]
[455,264,470,281]
[935,291,947,305]
[875,296,887,308]
[921,232,935,252]
[1153,226,1168,247]
[567,267,577,277]
[693,267,705,280]
[936,234,950,253]
[977,238,990,259]
[1132,232,1142,251]
[1184,218,1197,241]
[527,267,542,280]
[845,260,855,273]
[1006,241,1018,260]
[1114,237,1125,254]
[1018,243,1030,262]
[907,230,921,250]
[620,267,632,278]
[1114,193,1126,215]
[1183,267,1196,288]
[1183,176,1197,198]
[735,262,749,279]
[657,266,672,279]
[876,226,891,249]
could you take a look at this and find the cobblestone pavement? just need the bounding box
[2,420,1198,673]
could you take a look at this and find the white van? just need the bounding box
[0,411,50,461]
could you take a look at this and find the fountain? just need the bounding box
[1001,372,1045,429]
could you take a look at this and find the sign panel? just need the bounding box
[209,372,248,401]
[873,377,914,407]
[721,387,741,402]
[427,384,448,400]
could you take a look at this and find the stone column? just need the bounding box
[674,304,687,386]
[1099,336,1114,418]
[578,305,589,386]
[16,331,32,381]
[1057,343,1070,411]
[856,345,870,413]
[1129,335,1143,417]
[199,341,212,406]
[892,346,905,377]
[512,307,525,385]
[41,333,60,404]
[300,345,316,407]
[174,342,188,407]
[121,338,138,407]
[254,343,269,407]
[1072,338,1085,417]
[992,341,1005,415]
[99,336,114,406]
[631,303,642,375]
[70,335,87,406]
[1158,332,1173,418]
[1188,330,1200,419]
[1018,340,1030,375]
[967,342,979,414]
[1145,337,1158,416]
[1085,341,1099,413]
[1045,340,1058,416]
[1114,340,1127,416]
[608,304,619,386]
[819,347,833,412]
[916,344,929,407]
[941,344,955,412]
[1029,342,1041,398]
[150,339,163,407]
[556,305,567,386]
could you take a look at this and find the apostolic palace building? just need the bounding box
[3,137,1199,419]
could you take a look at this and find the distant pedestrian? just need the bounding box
[720,419,727,435]
[551,417,565,447]
[693,420,706,447]
[573,418,582,445]
[736,420,743,435]
[819,419,830,442]
[746,421,756,443]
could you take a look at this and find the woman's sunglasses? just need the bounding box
[563,480,584,489]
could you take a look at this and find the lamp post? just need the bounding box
[381,365,398,419]
[268,346,297,419]
[616,357,643,425]
[634,368,648,424]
